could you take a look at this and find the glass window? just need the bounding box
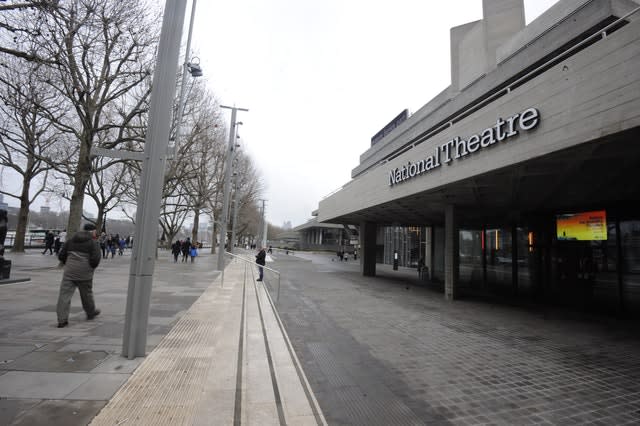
[486,227,513,290]
[459,229,483,290]
[621,221,640,313]
[517,228,535,295]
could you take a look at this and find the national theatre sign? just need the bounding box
[388,107,540,186]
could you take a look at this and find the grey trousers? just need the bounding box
[56,278,96,322]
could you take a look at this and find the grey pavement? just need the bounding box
[270,251,640,426]
[0,248,325,426]
[0,247,219,425]
[2,248,640,425]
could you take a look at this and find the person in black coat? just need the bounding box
[181,238,191,263]
[255,247,266,281]
[43,230,55,255]
[171,240,182,263]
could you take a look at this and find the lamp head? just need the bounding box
[187,62,203,77]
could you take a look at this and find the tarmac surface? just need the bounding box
[1,248,640,425]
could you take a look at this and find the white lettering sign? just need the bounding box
[388,107,540,186]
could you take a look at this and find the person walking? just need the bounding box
[99,232,107,259]
[54,234,61,254]
[189,242,198,263]
[42,230,54,255]
[256,247,266,281]
[171,240,181,263]
[55,223,101,328]
[118,237,126,255]
[181,238,191,263]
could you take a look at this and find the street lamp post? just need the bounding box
[217,106,248,271]
[229,126,242,254]
[230,171,239,254]
[169,0,202,159]
[122,0,187,359]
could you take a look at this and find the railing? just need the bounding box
[221,251,282,302]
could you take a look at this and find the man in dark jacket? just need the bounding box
[56,223,102,328]
[255,247,266,281]
[42,230,54,255]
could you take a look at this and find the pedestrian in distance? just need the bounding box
[189,242,198,263]
[55,223,101,328]
[181,238,191,263]
[54,234,61,254]
[99,232,107,259]
[256,247,266,281]
[42,230,54,255]
[171,240,181,263]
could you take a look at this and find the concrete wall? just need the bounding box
[456,22,487,90]
[351,0,631,180]
[319,16,640,223]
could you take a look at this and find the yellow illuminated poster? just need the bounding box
[556,210,607,241]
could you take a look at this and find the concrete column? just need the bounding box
[445,205,459,301]
[360,221,377,277]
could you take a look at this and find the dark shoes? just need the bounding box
[256,279,263,282]
[57,321,68,328]
[87,309,101,320]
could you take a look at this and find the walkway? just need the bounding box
[0,249,325,425]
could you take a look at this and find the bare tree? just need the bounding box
[178,89,227,244]
[9,0,160,233]
[0,0,61,64]
[0,57,62,251]
[231,151,264,246]
[159,191,191,249]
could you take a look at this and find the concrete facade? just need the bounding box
[320,0,640,224]
[318,0,640,313]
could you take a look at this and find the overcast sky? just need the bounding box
[190,0,560,228]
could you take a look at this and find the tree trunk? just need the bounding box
[66,142,92,233]
[192,209,200,243]
[211,220,217,254]
[13,176,31,252]
[96,206,105,235]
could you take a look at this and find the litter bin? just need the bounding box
[0,259,10,280]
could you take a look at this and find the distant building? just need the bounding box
[294,218,358,253]
[270,230,300,249]
[39,206,50,214]
[0,194,8,211]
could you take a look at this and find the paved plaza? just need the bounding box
[1,248,640,425]
[273,252,640,425]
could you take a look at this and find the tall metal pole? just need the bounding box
[229,123,242,254]
[257,199,265,247]
[170,0,198,157]
[217,105,248,270]
[230,169,239,254]
[122,0,187,359]
[262,200,268,249]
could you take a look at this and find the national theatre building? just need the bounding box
[317,0,640,316]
